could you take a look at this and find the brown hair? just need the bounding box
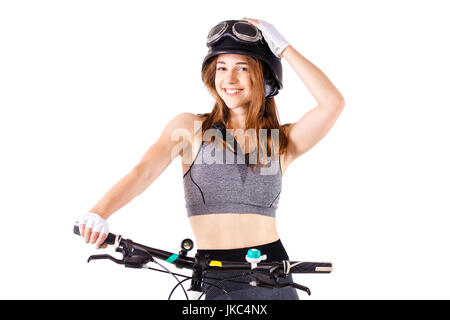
[197,55,291,170]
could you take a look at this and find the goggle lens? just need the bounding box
[233,21,258,38]
[207,21,227,43]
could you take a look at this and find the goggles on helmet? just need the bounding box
[206,20,263,47]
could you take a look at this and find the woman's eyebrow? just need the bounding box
[216,61,248,65]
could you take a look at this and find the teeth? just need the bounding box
[224,89,242,94]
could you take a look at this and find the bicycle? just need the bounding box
[73,225,332,300]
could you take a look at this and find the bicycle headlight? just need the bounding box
[181,238,194,252]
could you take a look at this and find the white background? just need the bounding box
[1,0,449,299]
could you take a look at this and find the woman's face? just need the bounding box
[214,54,252,110]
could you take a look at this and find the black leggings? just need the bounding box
[197,239,299,300]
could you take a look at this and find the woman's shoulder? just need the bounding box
[174,112,207,122]
[167,113,208,143]
[280,122,293,130]
[173,112,207,130]
[168,112,202,126]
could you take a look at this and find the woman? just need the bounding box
[77,18,345,300]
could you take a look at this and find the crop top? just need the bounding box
[182,125,282,218]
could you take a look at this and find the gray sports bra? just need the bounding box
[183,128,282,218]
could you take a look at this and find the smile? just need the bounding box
[222,88,243,96]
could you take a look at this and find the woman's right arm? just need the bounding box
[79,112,194,247]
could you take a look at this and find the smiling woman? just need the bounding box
[76,18,344,301]
[179,19,303,300]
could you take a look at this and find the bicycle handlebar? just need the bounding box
[73,225,332,274]
[73,224,332,298]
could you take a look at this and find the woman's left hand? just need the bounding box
[242,18,290,58]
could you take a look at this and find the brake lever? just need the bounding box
[249,270,312,296]
[86,242,154,269]
[86,246,129,265]
[275,281,311,296]
[87,254,124,265]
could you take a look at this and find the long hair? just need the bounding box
[198,55,291,170]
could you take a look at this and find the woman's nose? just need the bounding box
[224,70,238,83]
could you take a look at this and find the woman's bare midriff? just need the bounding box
[189,214,280,249]
[181,114,288,250]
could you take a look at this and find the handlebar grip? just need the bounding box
[289,262,333,274]
[73,224,118,246]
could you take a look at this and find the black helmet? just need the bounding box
[201,20,283,98]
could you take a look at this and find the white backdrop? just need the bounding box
[1,0,449,299]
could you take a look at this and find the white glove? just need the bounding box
[244,18,290,59]
[77,212,109,244]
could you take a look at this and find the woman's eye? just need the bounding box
[216,67,247,71]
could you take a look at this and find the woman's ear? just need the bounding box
[264,79,278,98]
